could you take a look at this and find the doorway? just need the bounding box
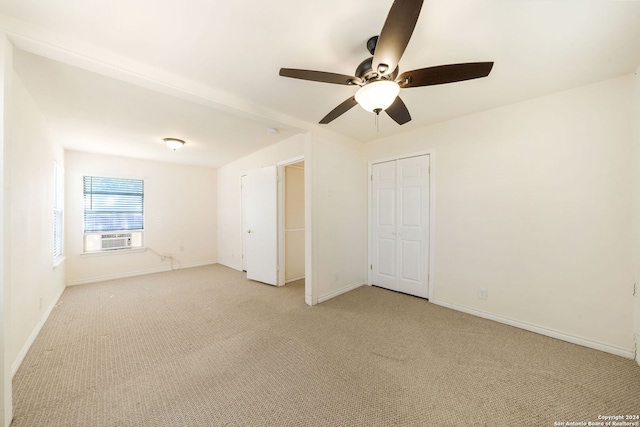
[241,157,306,295]
[282,161,305,284]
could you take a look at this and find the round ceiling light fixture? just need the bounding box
[354,80,400,113]
[163,138,186,151]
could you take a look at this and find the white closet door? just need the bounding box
[372,161,398,290]
[371,155,430,298]
[396,156,430,298]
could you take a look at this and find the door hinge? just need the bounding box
[370,264,373,270]
[371,174,373,181]
[634,282,637,296]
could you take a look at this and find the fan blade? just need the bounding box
[398,62,494,88]
[385,96,411,125]
[280,68,361,85]
[319,96,358,124]
[372,0,424,76]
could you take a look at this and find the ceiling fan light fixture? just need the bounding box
[163,138,185,151]
[355,80,400,113]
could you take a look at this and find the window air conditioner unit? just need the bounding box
[101,233,132,250]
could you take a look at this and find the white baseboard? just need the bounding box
[432,299,635,359]
[318,281,365,304]
[66,260,217,286]
[12,284,66,377]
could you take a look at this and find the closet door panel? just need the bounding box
[371,161,398,290]
[396,156,430,298]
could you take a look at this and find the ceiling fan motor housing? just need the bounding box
[367,35,379,55]
[355,56,399,83]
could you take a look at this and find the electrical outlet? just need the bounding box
[333,271,339,282]
[478,287,488,300]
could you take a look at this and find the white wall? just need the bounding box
[633,65,640,365]
[312,130,368,303]
[65,151,217,285]
[217,133,305,271]
[364,75,635,356]
[5,70,66,376]
[216,130,368,306]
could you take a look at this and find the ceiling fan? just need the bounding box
[279,0,494,126]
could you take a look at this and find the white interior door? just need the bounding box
[241,174,248,271]
[245,166,278,285]
[371,155,430,298]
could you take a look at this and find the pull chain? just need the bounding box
[374,108,382,132]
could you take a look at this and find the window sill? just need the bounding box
[53,256,66,268]
[81,247,146,257]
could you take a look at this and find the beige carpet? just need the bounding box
[12,264,640,426]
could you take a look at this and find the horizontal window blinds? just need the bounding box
[83,176,144,232]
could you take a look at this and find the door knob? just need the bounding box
[247,229,252,234]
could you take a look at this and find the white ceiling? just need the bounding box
[12,51,302,168]
[2,0,640,167]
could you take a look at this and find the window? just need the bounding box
[83,176,144,252]
[53,161,64,265]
